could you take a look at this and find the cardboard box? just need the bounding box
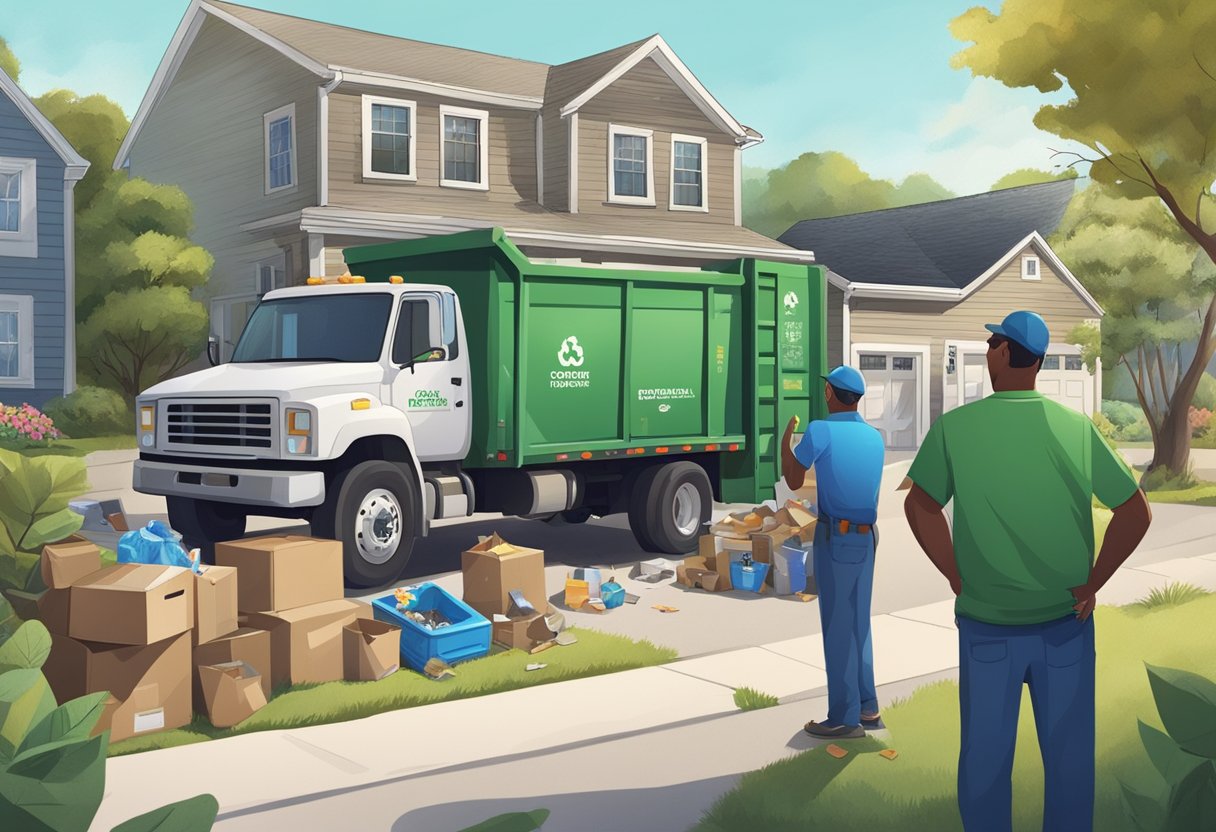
[343,619,401,681]
[42,632,191,743]
[199,660,267,728]
[491,612,555,651]
[461,533,546,618]
[37,588,71,635]
[192,627,272,708]
[245,599,370,687]
[215,535,343,613]
[69,564,194,646]
[40,535,101,590]
[194,565,238,645]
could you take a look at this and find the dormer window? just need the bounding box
[608,124,654,206]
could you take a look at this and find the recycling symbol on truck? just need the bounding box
[558,336,585,367]
[783,291,799,313]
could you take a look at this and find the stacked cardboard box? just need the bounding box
[219,535,371,687]
[462,533,553,651]
[678,500,817,593]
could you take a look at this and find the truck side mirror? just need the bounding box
[403,345,446,374]
[207,336,220,367]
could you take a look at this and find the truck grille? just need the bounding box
[162,399,277,453]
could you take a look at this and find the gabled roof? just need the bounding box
[0,68,90,180]
[778,179,1078,290]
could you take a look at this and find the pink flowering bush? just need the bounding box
[1188,406,1213,438]
[0,402,61,445]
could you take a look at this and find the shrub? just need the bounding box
[1193,372,1216,411]
[1103,400,1144,429]
[0,403,60,447]
[1188,406,1213,438]
[0,450,88,593]
[1093,412,1119,441]
[734,687,780,711]
[1133,582,1212,610]
[41,387,132,439]
[1140,464,1200,493]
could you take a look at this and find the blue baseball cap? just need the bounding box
[985,311,1050,357]
[822,365,866,396]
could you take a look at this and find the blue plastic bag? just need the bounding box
[601,580,625,609]
[118,520,198,572]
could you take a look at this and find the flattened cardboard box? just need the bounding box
[69,564,194,646]
[245,599,370,687]
[343,619,401,681]
[215,535,343,613]
[41,534,101,590]
[192,626,272,708]
[194,565,238,645]
[42,632,191,744]
[462,533,547,618]
[199,660,267,728]
[491,613,555,651]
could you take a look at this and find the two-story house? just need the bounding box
[115,0,811,360]
[0,68,89,407]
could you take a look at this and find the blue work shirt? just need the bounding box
[793,412,885,525]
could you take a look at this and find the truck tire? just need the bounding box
[631,461,712,554]
[313,460,419,588]
[543,508,595,525]
[166,497,247,564]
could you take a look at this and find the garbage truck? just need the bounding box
[133,228,826,586]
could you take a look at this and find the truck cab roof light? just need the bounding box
[337,275,366,284]
[389,275,404,284]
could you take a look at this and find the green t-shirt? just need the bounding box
[907,390,1139,625]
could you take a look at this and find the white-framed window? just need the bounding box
[362,95,417,181]
[669,133,708,211]
[440,105,489,191]
[608,124,654,206]
[1021,254,1040,280]
[0,157,37,258]
[263,103,297,195]
[0,295,35,387]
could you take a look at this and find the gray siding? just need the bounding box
[128,15,321,304]
[0,90,66,407]
[826,282,844,368]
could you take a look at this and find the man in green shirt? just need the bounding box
[903,310,1152,832]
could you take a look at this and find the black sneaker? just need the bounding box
[804,720,866,739]
[861,713,885,730]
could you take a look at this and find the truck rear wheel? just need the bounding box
[166,497,247,564]
[313,460,419,589]
[629,461,712,554]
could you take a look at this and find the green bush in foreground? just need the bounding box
[42,387,132,439]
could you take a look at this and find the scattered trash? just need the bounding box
[624,593,640,605]
[795,592,816,603]
[423,657,456,680]
[525,663,547,672]
[652,604,679,613]
[880,749,899,760]
[582,598,607,614]
[630,559,676,583]
[395,587,417,611]
[530,640,557,654]
[117,520,199,572]
[601,579,626,609]
[70,498,129,533]
[492,614,510,623]
[825,744,848,759]
[507,589,538,617]
[544,607,567,633]
[404,609,453,630]
[555,631,578,646]
[462,533,546,622]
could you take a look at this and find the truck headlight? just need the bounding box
[139,405,155,448]
[285,408,313,455]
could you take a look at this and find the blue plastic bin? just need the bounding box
[372,583,491,672]
[730,562,770,593]
[601,581,625,609]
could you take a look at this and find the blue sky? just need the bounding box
[2,0,1078,194]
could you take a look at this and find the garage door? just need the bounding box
[1037,351,1091,414]
[857,352,919,449]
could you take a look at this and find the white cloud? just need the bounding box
[11,38,147,118]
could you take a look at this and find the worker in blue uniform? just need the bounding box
[780,365,886,739]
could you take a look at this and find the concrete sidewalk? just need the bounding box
[86,548,1216,831]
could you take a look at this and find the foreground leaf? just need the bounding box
[1147,664,1216,758]
[23,510,84,554]
[458,809,550,832]
[111,793,220,832]
[0,620,53,672]
[1139,721,1207,785]
[17,693,108,757]
[0,733,106,832]
[1163,760,1216,832]
[1119,779,1167,832]
[0,668,57,758]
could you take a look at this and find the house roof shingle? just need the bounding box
[777,178,1079,289]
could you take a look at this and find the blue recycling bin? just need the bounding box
[372,583,490,672]
[730,561,770,593]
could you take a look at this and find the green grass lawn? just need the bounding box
[2,434,136,457]
[1142,484,1216,507]
[692,588,1216,832]
[108,627,676,757]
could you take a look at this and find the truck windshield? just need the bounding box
[231,294,393,363]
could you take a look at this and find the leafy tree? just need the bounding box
[32,91,128,211]
[743,151,956,238]
[990,167,1078,191]
[0,37,18,81]
[952,0,1216,475]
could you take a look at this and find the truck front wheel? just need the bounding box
[628,461,712,554]
[166,497,247,563]
[313,460,419,588]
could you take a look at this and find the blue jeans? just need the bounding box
[957,614,1096,832]
[812,521,878,726]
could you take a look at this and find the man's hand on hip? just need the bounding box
[1070,583,1097,621]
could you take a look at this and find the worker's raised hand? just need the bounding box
[784,415,800,439]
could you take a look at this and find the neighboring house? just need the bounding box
[115,0,810,361]
[779,179,1102,450]
[0,68,89,408]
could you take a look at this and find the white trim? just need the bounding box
[0,294,35,388]
[841,285,853,368]
[240,210,303,233]
[1021,253,1040,280]
[568,113,579,213]
[732,147,741,226]
[307,233,325,277]
[263,103,298,195]
[335,69,542,111]
[850,340,931,447]
[439,105,490,191]
[63,183,76,395]
[1094,355,1103,417]
[0,70,91,173]
[318,72,343,206]
[559,35,747,140]
[0,157,38,258]
[669,133,708,212]
[535,114,544,207]
[361,94,418,182]
[943,339,990,412]
[606,124,655,207]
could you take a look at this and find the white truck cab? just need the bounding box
[134,280,473,586]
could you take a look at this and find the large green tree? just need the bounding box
[743,151,956,238]
[952,0,1216,475]
[0,36,18,81]
[990,167,1078,191]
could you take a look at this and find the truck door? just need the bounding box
[390,291,471,461]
